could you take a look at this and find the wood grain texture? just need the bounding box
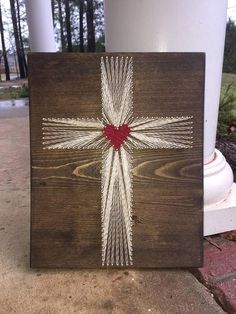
[29,53,204,268]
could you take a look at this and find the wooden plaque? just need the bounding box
[29,53,204,268]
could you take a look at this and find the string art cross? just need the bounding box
[42,56,193,267]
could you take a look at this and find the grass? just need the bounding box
[222,73,236,114]
[222,73,236,94]
[218,73,236,140]
[0,84,29,100]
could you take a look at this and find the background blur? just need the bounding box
[0,0,235,147]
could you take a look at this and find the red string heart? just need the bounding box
[103,124,131,150]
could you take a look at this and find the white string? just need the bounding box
[127,116,193,149]
[101,56,133,127]
[42,118,105,150]
[101,147,133,266]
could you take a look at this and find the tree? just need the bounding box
[64,0,73,52]
[93,0,104,51]
[70,0,85,52]
[79,0,84,52]
[16,0,27,74]
[86,0,95,52]
[223,19,236,74]
[9,0,25,78]
[0,3,10,80]
[51,0,55,27]
[58,0,66,50]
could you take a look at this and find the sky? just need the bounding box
[228,0,236,20]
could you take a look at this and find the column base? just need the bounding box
[204,149,235,236]
[204,183,236,236]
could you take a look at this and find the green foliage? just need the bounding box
[217,83,236,140]
[72,34,104,52]
[9,84,29,99]
[95,35,105,52]
[54,0,104,52]
[223,19,236,74]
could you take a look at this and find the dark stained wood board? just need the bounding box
[29,53,205,268]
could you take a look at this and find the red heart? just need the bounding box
[103,124,131,150]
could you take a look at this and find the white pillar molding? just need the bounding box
[104,0,236,235]
[25,0,56,52]
[204,150,236,236]
[204,149,234,206]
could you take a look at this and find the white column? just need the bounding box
[104,0,236,235]
[25,0,56,52]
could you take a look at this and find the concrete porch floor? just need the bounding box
[0,107,225,314]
